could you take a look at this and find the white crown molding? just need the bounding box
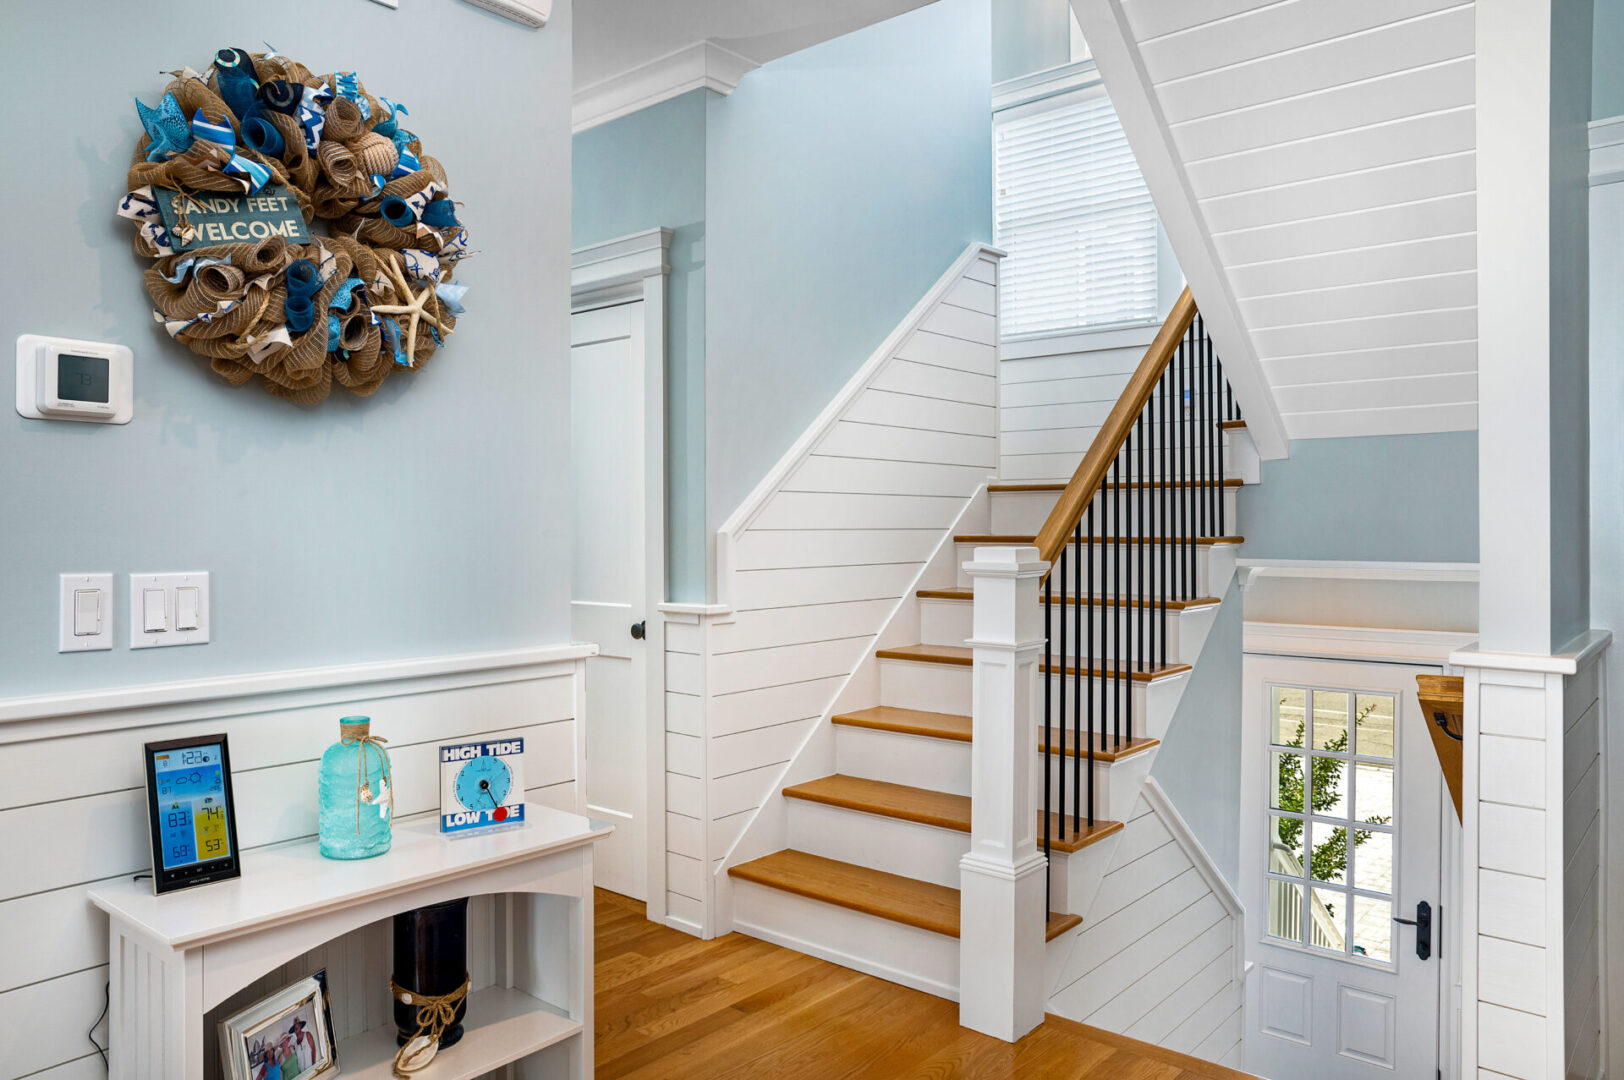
[573,40,758,134]
[0,643,596,741]
[1590,114,1624,186]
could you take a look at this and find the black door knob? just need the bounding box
[630,621,646,640]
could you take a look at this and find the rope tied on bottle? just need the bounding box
[388,974,469,1077]
[338,718,391,832]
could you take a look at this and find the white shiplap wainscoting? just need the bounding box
[645,244,1003,939]
[998,330,1144,483]
[0,645,590,1080]
[1046,779,1246,1072]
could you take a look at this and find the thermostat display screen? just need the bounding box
[152,742,232,870]
[57,354,110,403]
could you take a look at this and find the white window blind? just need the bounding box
[994,84,1158,339]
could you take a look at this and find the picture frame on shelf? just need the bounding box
[219,969,339,1080]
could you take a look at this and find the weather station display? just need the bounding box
[152,743,232,870]
[439,738,527,836]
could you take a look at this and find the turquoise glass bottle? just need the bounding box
[318,716,393,859]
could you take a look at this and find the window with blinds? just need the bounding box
[994,83,1158,339]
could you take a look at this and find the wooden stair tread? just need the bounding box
[1040,732,1159,763]
[1219,419,1248,430]
[832,706,973,741]
[1041,814,1125,854]
[727,850,1087,942]
[784,774,970,832]
[916,586,1219,609]
[955,534,1244,545]
[875,643,1191,682]
[989,478,1243,493]
[728,850,961,937]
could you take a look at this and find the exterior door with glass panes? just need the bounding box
[1239,658,1443,1079]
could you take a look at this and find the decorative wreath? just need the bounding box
[118,49,473,404]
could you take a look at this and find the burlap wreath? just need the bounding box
[119,50,472,405]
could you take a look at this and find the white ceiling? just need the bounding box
[573,0,935,92]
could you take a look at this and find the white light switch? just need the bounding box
[129,572,210,649]
[176,587,200,631]
[142,589,167,633]
[59,573,113,652]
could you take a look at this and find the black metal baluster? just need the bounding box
[1160,364,1170,667]
[1203,317,1214,538]
[1217,357,1227,537]
[1043,573,1052,910]
[1115,447,1125,748]
[1172,335,1185,599]
[1186,323,1197,588]
[1057,492,1068,846]
[1073,520,1083,833]
[1138,411,1147,674]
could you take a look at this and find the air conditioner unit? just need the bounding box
[460,0,550,28]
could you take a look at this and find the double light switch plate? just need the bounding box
[129,572,210,648]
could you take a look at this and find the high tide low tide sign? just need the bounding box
[154,184,311,252]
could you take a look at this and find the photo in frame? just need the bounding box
[218,969,339,1080]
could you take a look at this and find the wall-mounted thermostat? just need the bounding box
[16,334,133,424]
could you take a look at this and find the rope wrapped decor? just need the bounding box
[119,49,474,404]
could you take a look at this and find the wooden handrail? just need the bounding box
[1032,287,1199,570]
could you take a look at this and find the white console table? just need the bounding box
[88,805,611,1080]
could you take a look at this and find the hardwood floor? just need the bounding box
[594,890,1257,1080]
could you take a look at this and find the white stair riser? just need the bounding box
[919,596,1207,664]
[1047,831,1125,916]
[731,880,961,1001]
[832,720,1154,808]
[989,487,1238,536]
[786,798,968,889]
[955,541,1235,596]
[834,723,972,796]
[878,657,1183,737]
[1041,746,1156,825]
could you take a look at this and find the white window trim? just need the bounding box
[992,59,1177,353]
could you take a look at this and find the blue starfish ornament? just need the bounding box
[135,92,191,162]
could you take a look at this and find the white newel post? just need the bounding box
[959,545,1049,1042]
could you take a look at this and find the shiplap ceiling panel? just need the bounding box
[1203,153,1475,234]
[1240,270,1477,329]
[1153,6,1476,125]
[1213,193,1477,267]
[1228,234,1478,298]
[1137,0,1463,85]
[1251,307,1478,358]
[1262,341,1478,386]
[1280,401,1477,439]
[1271,371,1478,413]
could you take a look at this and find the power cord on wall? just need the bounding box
[89,980,109,1070]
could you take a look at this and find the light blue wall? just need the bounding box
[992,0,1070,83]
[1236,433,1480,563]
[0,0,574,698]
[573,90,709,601]
[1151,579,1243,886]
[704,0,995,585]
[1597,0,1624,119]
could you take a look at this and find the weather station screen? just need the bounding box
[152,743,232,870]
[57,353,111,403]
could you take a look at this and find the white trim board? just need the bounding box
[0,644,594,741]
[573,40,757,134]
[1244,622,1476,666]
[1236,559,1480,585]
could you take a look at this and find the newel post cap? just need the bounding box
[964,545,1047,579]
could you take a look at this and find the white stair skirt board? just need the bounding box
[786,798,969,890]
[919,595,1217,665]
[730,878,962,1001]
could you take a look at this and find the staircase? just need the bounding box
[726,290,1258,1038]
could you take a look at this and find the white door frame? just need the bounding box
[571,228,671,920]
[1240,642,1460,1079]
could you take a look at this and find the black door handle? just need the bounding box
[1392,900,1433,961]
[630,621,646,640]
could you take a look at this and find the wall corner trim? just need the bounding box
[573,40,757,134]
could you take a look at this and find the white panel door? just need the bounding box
[1241,657,1444,1080]
[570,300,648,901]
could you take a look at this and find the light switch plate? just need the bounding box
[129,572,210,649]
[60,573,113,652]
